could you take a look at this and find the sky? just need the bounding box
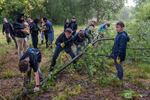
[125,0,136,7]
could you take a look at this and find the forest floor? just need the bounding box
[0,26,150,100]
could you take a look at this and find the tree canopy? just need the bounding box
[0,0,124,24]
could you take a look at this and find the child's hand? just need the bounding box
[60,43,65,48]
[34,86,40,92]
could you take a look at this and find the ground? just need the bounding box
[0,26,150,100]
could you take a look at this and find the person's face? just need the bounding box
[20,16,24,21]
[66,19,69,23]
[72,18,76,22]
[116,25,124,33]
[65,32,72,39]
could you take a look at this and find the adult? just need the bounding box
[30,18,40,48]
[13,13,29,58]
[2,18,18,48]
[43,17,54,48]
[69,16,78,36]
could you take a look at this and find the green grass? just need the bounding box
[1,69,16,79]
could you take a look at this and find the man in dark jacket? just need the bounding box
[2,18,17,48]
[64,19,70,31]
[13,13,29,58]
[30,18,40,48]
[49,28,75,72]
[69,17,78,36]
[111,21,130,80]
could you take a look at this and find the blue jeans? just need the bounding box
[114,59,123,80]
[50,46,75,71]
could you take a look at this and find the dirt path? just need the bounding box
[0,49,23,99]
[0,46,150,100]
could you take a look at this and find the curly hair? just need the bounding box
[18,60,29,73]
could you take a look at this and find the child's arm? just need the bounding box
[34,71,40,86]
[34,71,40,92]
[56,33,63,46]
[118,35,126,57]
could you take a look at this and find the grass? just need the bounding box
[1,69,17,79]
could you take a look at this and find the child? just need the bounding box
[85,21,96,42]
[98,22,110,33]
[111,21,130,80]
[19,48,43,92]
[49,28,75,72]
[73,30,90,55]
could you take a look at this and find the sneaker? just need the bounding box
[34,87,40,92]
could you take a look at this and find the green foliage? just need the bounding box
[0,0,124,24]
[121,89,139,99]
[126,20,150,63]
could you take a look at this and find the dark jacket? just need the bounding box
[20,48,42,72]
[64,22,70,31]
[30,22,39,36]
[56,32,74,49]
[73,33,85,45]
[69,21,77,32]
[2,22,14,35]
[111,31,130,60]
[73,30,92,46]
[13,21,26,38]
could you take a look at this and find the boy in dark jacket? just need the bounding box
[30,18,40,48]
[19,48,43,92]
[111,21,130,80]
[49,28,75,72]
[2,18,17,48]
[69,17,78,36]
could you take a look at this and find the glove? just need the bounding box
[60,43,65,48]
[88,43,93,48]
[34,86,40,92]
[116,57,120,64]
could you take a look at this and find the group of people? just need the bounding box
[2,14,54,58]
[2,14,129,92]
